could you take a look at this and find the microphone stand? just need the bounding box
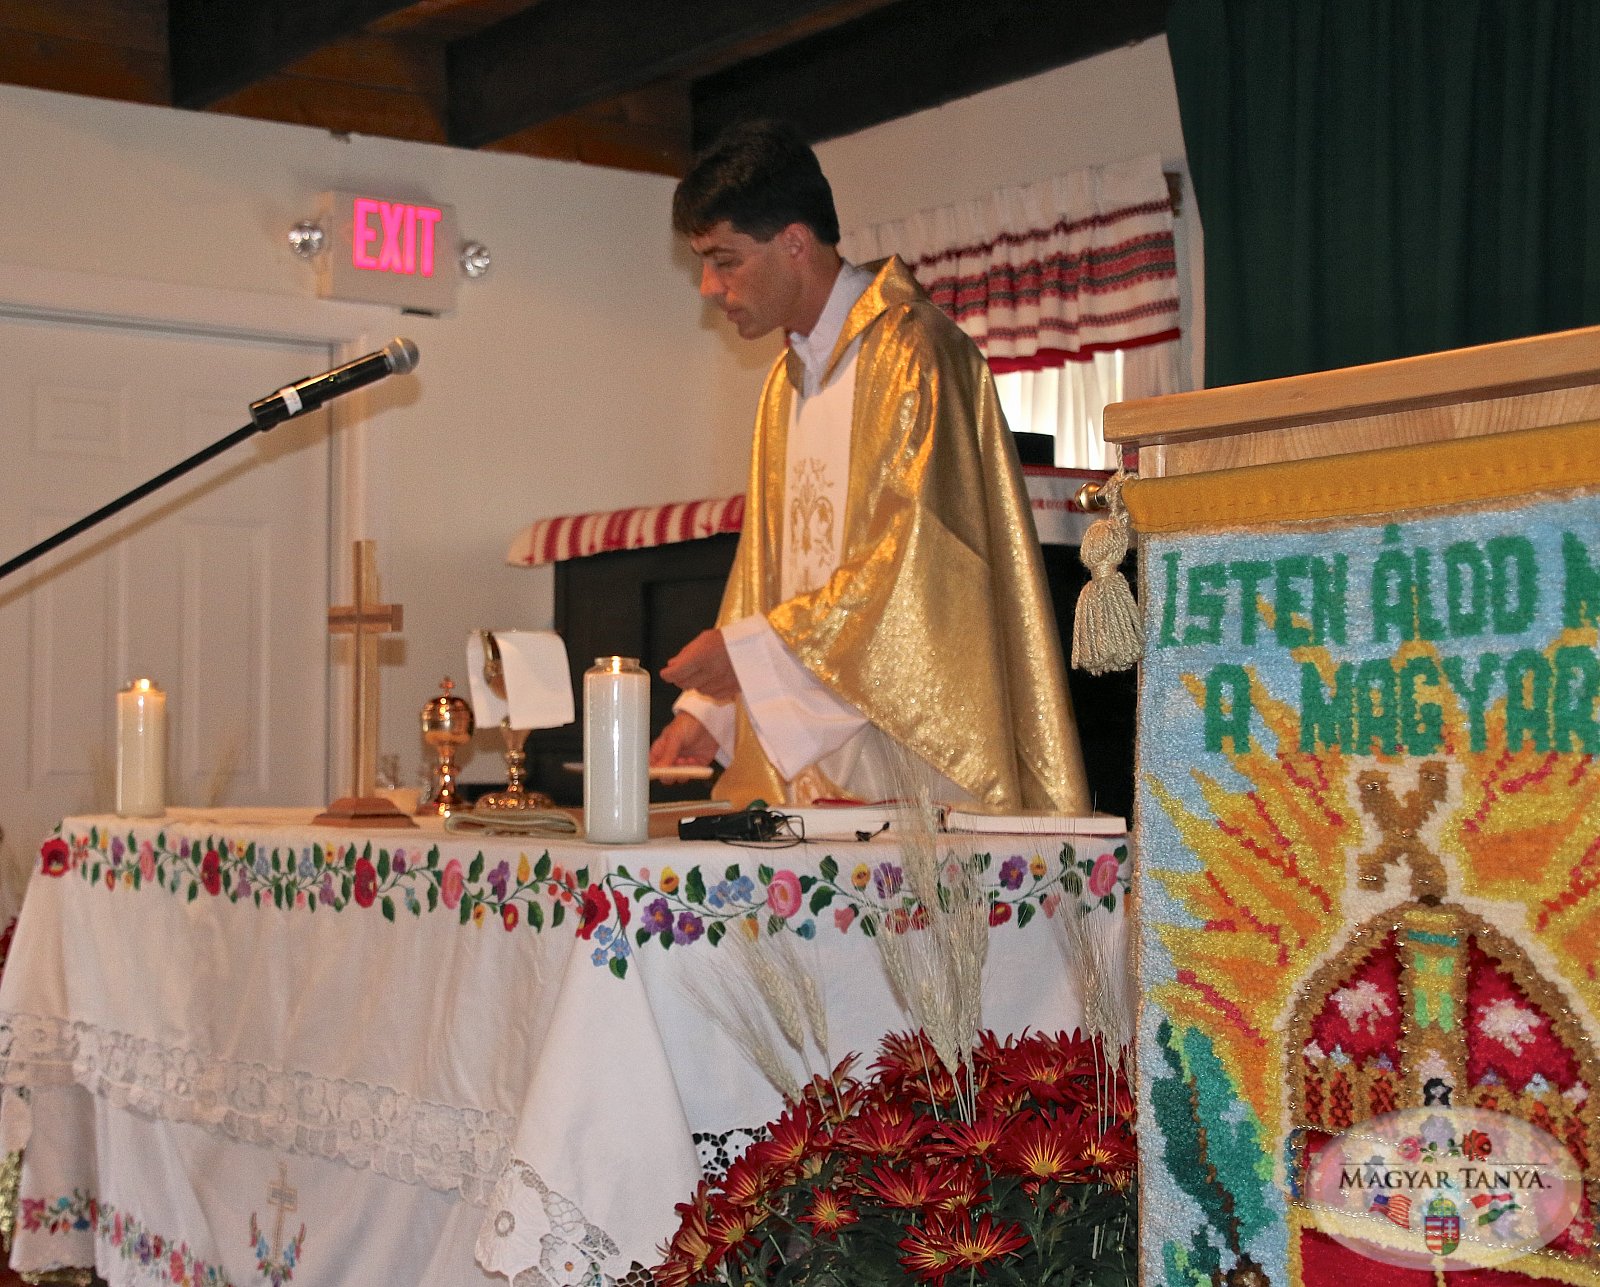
[0,418,271,583]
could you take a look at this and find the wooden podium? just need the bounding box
[1105,328,1600,1287]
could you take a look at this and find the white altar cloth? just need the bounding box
[0,809,1129,1286]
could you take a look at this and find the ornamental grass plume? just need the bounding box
[866,743,990,1118]
[652,1028,1136,1287]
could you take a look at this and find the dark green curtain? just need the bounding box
[1167,0,1600,388]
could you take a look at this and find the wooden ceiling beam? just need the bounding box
[692,0,1170,150]
[445,0,902,150]
[169,0,419,108]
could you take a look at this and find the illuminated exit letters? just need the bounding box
[316,191,459,313]
[352,198,444,277]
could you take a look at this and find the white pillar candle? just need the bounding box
[583,656,649,844]
[116,679,166,818]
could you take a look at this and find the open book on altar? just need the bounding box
[774,802,1127,840]
[942,808,1126,836]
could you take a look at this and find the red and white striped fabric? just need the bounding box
[506,495,746,567]
[506,472,1107,569]
[839,153,1179,374]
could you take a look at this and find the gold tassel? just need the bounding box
[1071,471,1143,675]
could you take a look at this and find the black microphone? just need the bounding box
[249,337,419,429]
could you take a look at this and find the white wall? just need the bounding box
[817,35,1203,390]
[0,36,1195,798]
[0,82,761,789]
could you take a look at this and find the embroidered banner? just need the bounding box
[1129,429,1600,1286]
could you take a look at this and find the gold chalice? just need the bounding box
[474,630,555,812]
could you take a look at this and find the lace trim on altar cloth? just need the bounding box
[692,1125,767,1181]
[0,1012,513,1205]
[477,1161,655,1287]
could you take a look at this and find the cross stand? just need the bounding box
[313,539,416,828]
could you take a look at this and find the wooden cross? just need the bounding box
[328,539,403,799]
[267,1161,298,1254]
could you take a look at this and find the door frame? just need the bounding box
[0,258,399,801]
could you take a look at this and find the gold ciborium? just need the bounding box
[420,677,474,815]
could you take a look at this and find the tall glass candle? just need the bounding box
[583,656,648,843]
[116,679,166,818]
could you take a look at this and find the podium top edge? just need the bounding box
[1104,324,1600,448]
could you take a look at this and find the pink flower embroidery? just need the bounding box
[139,841,156,882]
[834,905,857,932]
[766,869,803,918]
[1087,853,1120,899]
[440,859,464,910]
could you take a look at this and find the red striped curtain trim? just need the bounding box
[986,329,1182,374]
[508,496,746,567]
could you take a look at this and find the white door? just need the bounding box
[0,313,335,900]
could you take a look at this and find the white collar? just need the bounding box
[787,260,875,394]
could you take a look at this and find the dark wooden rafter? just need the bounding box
[8,0,1175,177]
[169,0,419,108]
[444,0,905,150]
[693,0,1171,150]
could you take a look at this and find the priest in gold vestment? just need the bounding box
[650,121,1088,813]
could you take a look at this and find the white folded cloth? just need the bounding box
[465,631,575,730]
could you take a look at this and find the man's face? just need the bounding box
[688,221,803,340]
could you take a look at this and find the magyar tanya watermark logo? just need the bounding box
[1304,1108,1583,1270]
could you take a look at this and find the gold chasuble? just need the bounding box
[714,257,1089,812]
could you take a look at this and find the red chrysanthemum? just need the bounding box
[995,1109,1095,1183]
[718,1152,778,1210]
[797,1188,858,1235]
[750,1101,822,1174]
[898,1221,957,1284]
[943,1211,1029,1270]
[655,1182,720,1287]
[926,1112,1009,1162]
[925,1159,989,1217]
[834,1104,932,1159]
[859,1160,943,1209]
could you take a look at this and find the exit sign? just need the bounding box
[317,190,459,313]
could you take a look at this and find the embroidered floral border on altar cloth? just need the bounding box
[1125,419,1600,1287]
[35,828,1128,980]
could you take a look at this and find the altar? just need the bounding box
[0,809,1128,1285]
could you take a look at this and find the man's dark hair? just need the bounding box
[672,120,840,245]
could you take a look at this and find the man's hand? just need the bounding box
[649,711,719,767]
[660,628,740,701]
